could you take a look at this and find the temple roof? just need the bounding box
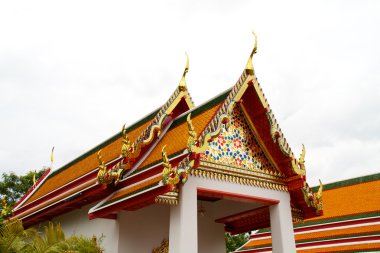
[236,173,380,252]
[12,37,323,229]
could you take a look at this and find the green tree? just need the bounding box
[0,220,103,253]
[25,222,68,253]
[0,169,46,207]
[66,235,103,253]
[225,232,249,253]
[0,219,37,253]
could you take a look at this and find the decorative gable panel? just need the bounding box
[204,107,275,173]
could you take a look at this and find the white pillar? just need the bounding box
[169,184,198,253]
[269,198,296,252]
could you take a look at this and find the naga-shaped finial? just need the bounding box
[245,31,258,75]
[299,144,306,166]
[97,150,111,184]
[316,179,323,212]
[178,52,189,91]
[187,113,197,152]
[121,124,132,158]
[161,145,180,190]
[291,144,307,176]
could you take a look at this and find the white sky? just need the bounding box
[0,1,379,187]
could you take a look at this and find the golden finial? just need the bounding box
[299,144,306,165]
[187,113,197,152]
[316,179,323,214]
[50,146,55,164]
[97,149,110,184]
[121,124,132,158]
[245,31,258,75]
[161,145,179,189]
[162,145,171,168]
[178,52,189,91]
[33,170,37,185]
[291,144,306,176]
[317,179,323,199]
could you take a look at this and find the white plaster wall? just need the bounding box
[118,204,170,253]
[198,207,226,253]
[52,204,119,253]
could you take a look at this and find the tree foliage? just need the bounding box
[0,169,46,210]
[225,232,249,253]
[0,219,37,253]
[0,219,103,253]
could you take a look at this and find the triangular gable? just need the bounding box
[90,36,323,222]
[163,37,323,220]
[88,40,301,219]
[204,106,279,174]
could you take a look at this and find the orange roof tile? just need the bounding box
[244,225,380,249]
[240,175,380,253]
[24,118,153,205]
[297,243,380,253]
[109,174,162,202]
[296,224,380,242]
[308,180,380,222]
[244,238,271,248]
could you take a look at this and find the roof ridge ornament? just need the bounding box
[50,146,55,170]
[178,52,189,91]
[245,31,258,75]
[161,145,180,190]
[302,179,323,215]
[291,144,307,176]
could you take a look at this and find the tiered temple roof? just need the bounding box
[236,173,380,252]
[12,36,323,233]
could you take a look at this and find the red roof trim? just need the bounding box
[14,169,98,216]
[13,168,51,209]
[89,185,170,220]
[21,183,108,228]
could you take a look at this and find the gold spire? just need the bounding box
[33,170,37,185]
[50,146,55,169]
[178,52,189,91]
[245,31,258,75]
[50,146,55,163]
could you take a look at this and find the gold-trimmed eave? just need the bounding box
[194,160,288,192]
[89,174,169,219]
[155,191,179,206]
[90,150,194,218]
[13,178,97,222]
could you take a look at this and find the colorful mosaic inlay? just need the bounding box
[204,107,273,172]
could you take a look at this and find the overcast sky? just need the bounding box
[0,1,379,186]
